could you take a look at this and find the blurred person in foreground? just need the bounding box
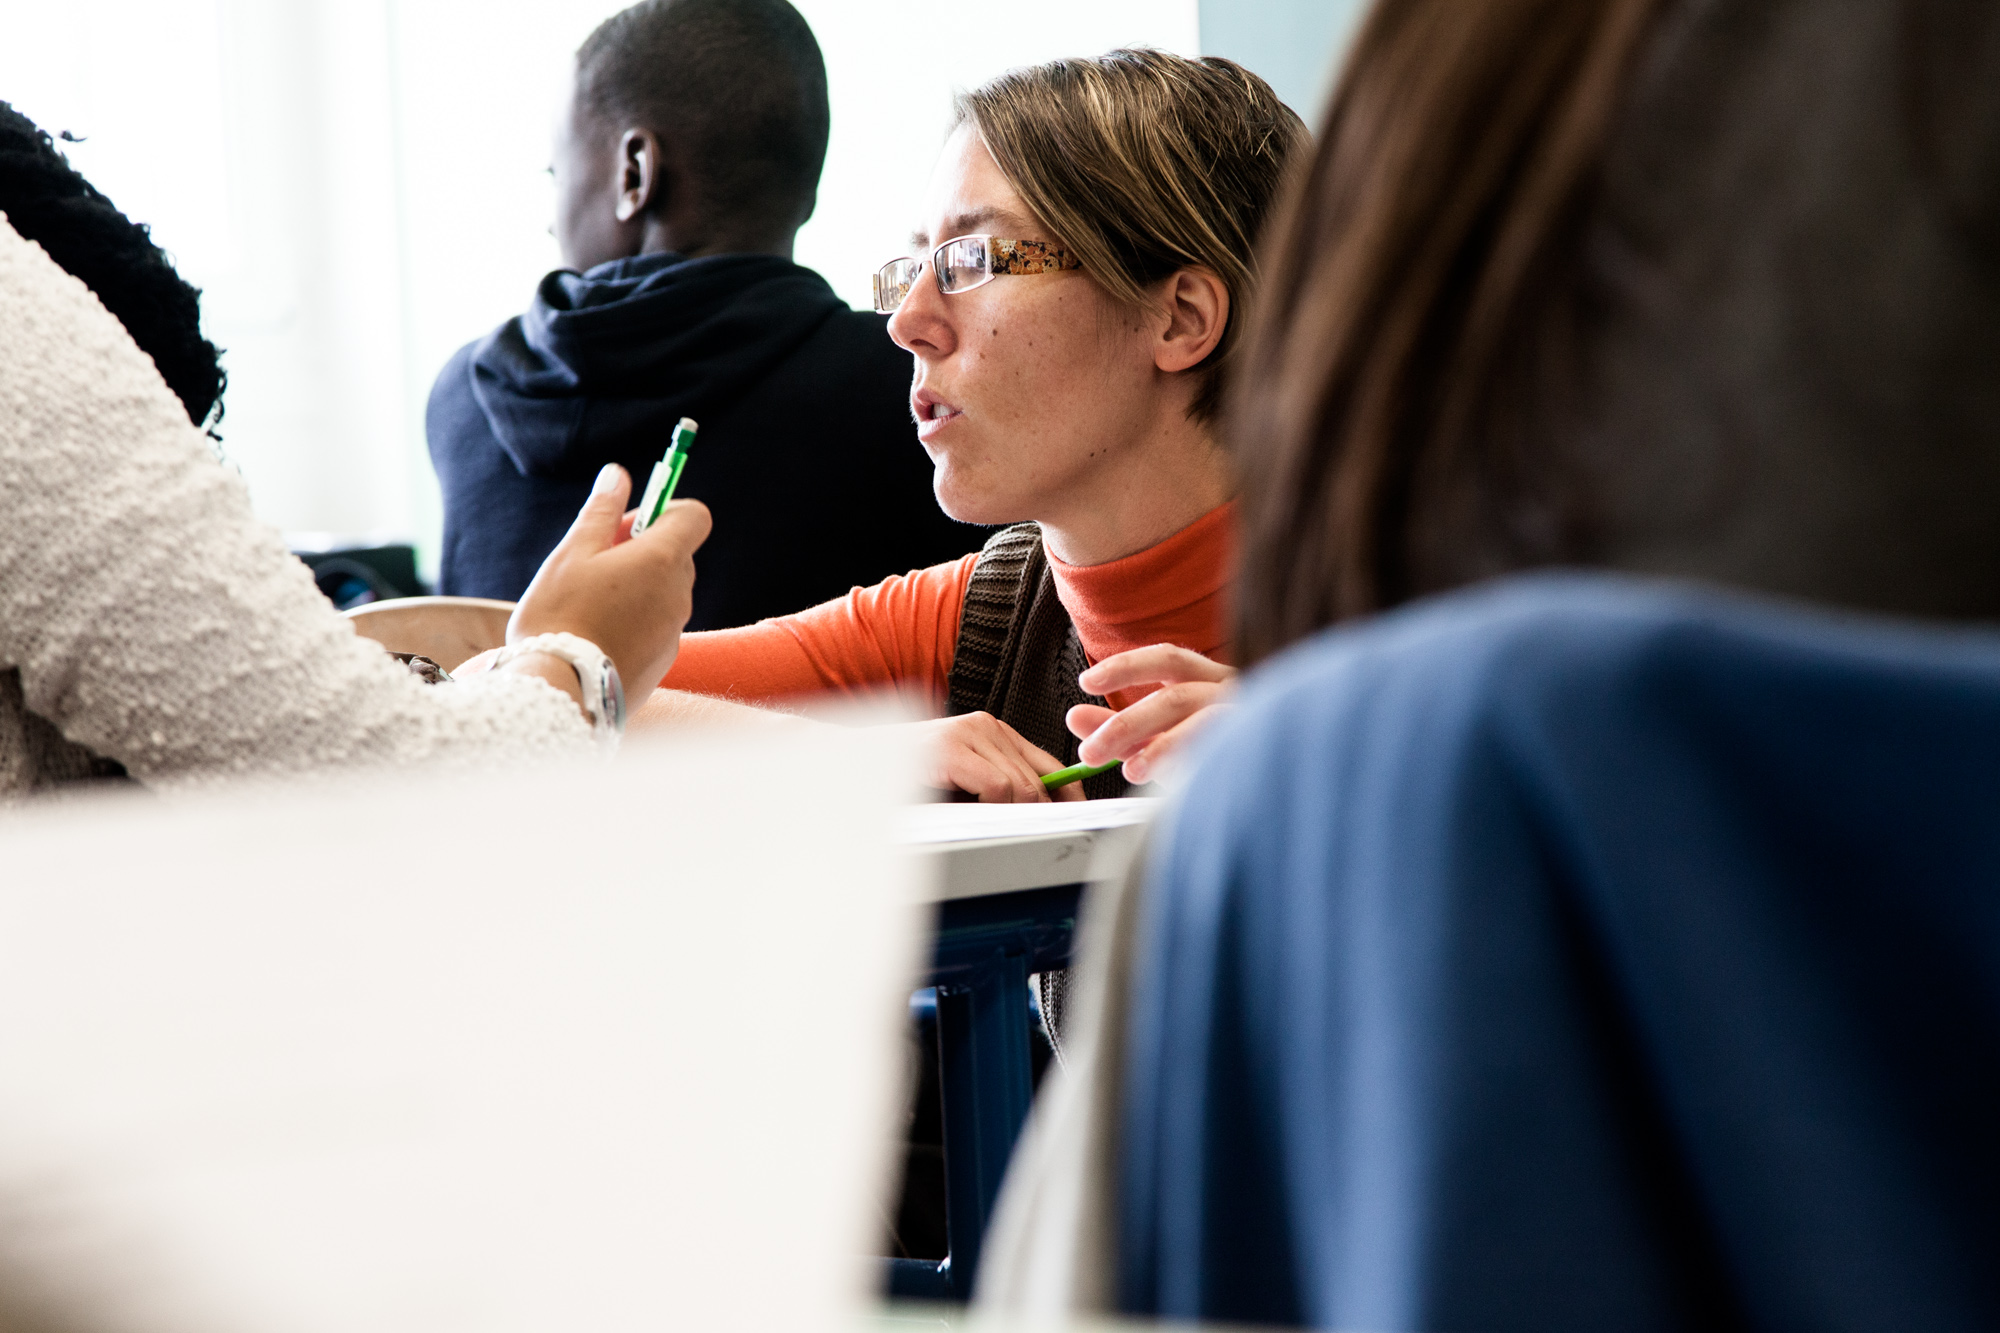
[427,0,978,626]
[977,0,2000,1326]
[0,102,709,794]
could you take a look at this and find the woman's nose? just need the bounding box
[887,262,956,357]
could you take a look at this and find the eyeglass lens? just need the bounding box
[872,258,919,314]
[933,237,992,294]
[874,237,1001,313]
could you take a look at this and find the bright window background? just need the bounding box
[0,0,1371,578]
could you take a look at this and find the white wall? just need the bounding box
[1197,0,1369,126]
[0,0,1200,577]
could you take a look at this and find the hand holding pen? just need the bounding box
[1063,644,1237,786]
[630,417,699,538]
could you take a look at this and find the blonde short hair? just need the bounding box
[955,49,1307,421]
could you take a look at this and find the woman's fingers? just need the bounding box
[1121,707,1217,785]
[547,462,633,560]
[1077,643,1235,697]
[920,652,1238,797]
[990,730,1069,803]
[1075,680,1227,766]
[919,712,1096,802]
[1049,771,1088,801]
[958,727,1040,803]
[625,497,713,567]
[1065,702,1116,740]
[923,714,1031,802]
[1011,735,1080,803]
[966,735,1048,803]
[512,489,712,713]
[1064,646,1239,782]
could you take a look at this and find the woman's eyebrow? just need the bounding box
[912,207,1025,250]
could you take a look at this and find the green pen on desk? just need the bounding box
[629,416,698,537]
[1041,758,1121,790]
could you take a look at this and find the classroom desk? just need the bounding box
[888,799,1160,1303]
[873,1303,1184,1330]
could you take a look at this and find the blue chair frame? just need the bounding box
[885,882,1082,1301]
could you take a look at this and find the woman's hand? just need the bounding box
[510,463,711,712]
[1067,644,1236,785]
[903,711,1086,802]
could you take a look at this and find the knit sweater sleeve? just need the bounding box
[0,216,593,786]
[663,554,978,707]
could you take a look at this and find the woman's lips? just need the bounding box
[913,392,964,441]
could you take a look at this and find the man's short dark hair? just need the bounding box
[576,0,831,238]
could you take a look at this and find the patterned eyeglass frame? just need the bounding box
[872,235,1083,314]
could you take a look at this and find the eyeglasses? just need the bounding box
[872,234,1083,314]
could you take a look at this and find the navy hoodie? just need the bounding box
[427,250,979,628]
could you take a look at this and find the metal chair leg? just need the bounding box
[935,949,1034,1295]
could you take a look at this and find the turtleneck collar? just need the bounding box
[1044,500,1236,705]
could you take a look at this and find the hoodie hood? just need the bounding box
[470,250,848,480]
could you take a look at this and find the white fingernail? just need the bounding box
[593,464,621,494]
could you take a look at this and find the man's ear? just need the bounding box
[1154,268,1230,374]
[613,128,663,223]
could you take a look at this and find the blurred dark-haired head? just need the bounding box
[0,102,225,431]
[1230,0,2000,663]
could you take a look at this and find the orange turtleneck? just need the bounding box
[662,501,1235,711]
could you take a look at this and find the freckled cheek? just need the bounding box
[965,313,1070,422]
[1006,324,1087,393]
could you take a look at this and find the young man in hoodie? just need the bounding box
[427,0,978,628]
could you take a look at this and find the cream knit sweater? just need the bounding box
[0,215,594,797]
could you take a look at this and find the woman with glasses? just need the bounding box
[635,48,1306,803]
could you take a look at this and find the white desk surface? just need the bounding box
[0,728,922,1333]
[874,1301,1244,1331]
[899,798,1162,902]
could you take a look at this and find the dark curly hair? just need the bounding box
[0,101,225,431]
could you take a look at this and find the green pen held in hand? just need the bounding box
[1041,758,1121,790]
[629,417,698,537]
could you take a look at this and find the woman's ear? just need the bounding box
[1154,268,1230,374]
